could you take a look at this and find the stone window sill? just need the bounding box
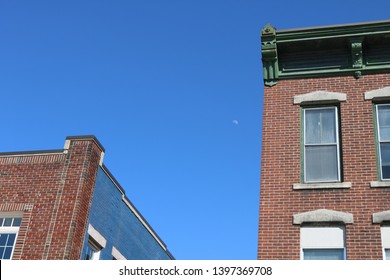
[370,181,390,188]
[293,182,352,190]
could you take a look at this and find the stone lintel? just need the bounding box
[364,86,390,101]
[294,91,347,105]
[373,210,390,224]
[293,209,353,225]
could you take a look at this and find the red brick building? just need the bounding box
[0,135,173,260]
[258,21,390,260]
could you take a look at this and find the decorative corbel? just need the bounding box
[261,24,279,86]
[349,37,364,78]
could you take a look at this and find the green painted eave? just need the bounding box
[276,20,390,42]
[261,20,390,86]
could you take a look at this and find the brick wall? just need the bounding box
[0,136,103,259]
[81,167,173,260]
[258,74,390,259]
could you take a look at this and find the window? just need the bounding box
[300,226,346,260]
[303,107,340,182]
[84,238,101,260]
[83,224,106,260]
[376,104,390,180]
[385,249,390,260]
[381,225,390,260]
[0,217,21,260]
[303,249,344,260]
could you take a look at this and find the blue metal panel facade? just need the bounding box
[81,167,172,260]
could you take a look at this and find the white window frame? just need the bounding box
[84,224,106,260]
[381,225,390,260]
[85,238,101,260]
[300,225,346,260]
[0,217,22,260]
[303,106,341,183]
[375,104,390,180]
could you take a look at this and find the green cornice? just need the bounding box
[261,20,390,86]
[276,20,390,42]
[261,24,278,86]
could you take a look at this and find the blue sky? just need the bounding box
[0,1,389,260]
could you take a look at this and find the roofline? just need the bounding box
[0,135,105,156]
[100,165,175,259]
[0,135,174,259]
[276,19,390,34]
[66,135,105,152]
[261,20,390,86]
[0,149,65,157]
[262,20,390,43]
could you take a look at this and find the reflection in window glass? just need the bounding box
[385,249,390,260]
[304,107,340,182]
[0,233,17,259]
[3,218,12,227]
[13,218,22,227]
[303,249,344,260]
[0,217,22,260]
[84,239,101,260]
[377,105,390,179]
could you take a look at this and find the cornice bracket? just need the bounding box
[261,24,279,86]
[349,37,364,73]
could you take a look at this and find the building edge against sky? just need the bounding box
[0,135,173,260]
[259,20,390,260]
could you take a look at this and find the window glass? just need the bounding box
[378,105,390,141]
[305,109,336,144]
[306,146,338,181]
[380,143,390,179]
[3,218,12,227]
[381,226,390,260]
[0,233,17,260]
[84,239,101,260]
[385,249,390,260]
[304,107,339,182]
[0,216,22,260]
[303,249,344,260]
[85,244,96,260]
[13,218,22,227]
[301,226,345,260]
[0,234,7,245]
[377,105,390,179]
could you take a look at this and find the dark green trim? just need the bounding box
[261,20,390,86]
[261,24,279,86]
[372,104,381,180]
[300,108,304,183]
[337,105,344,183]
[278,67,390,79]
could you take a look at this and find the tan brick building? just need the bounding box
[258,21,390,260]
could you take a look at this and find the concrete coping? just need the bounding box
[372,210,390,224]
[364,86,390,101]
[64,135,105,154]
[64,135,105,166]
[293,209,354,225]
[293,91,347,105]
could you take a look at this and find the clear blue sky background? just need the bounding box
[0,1,389,260]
